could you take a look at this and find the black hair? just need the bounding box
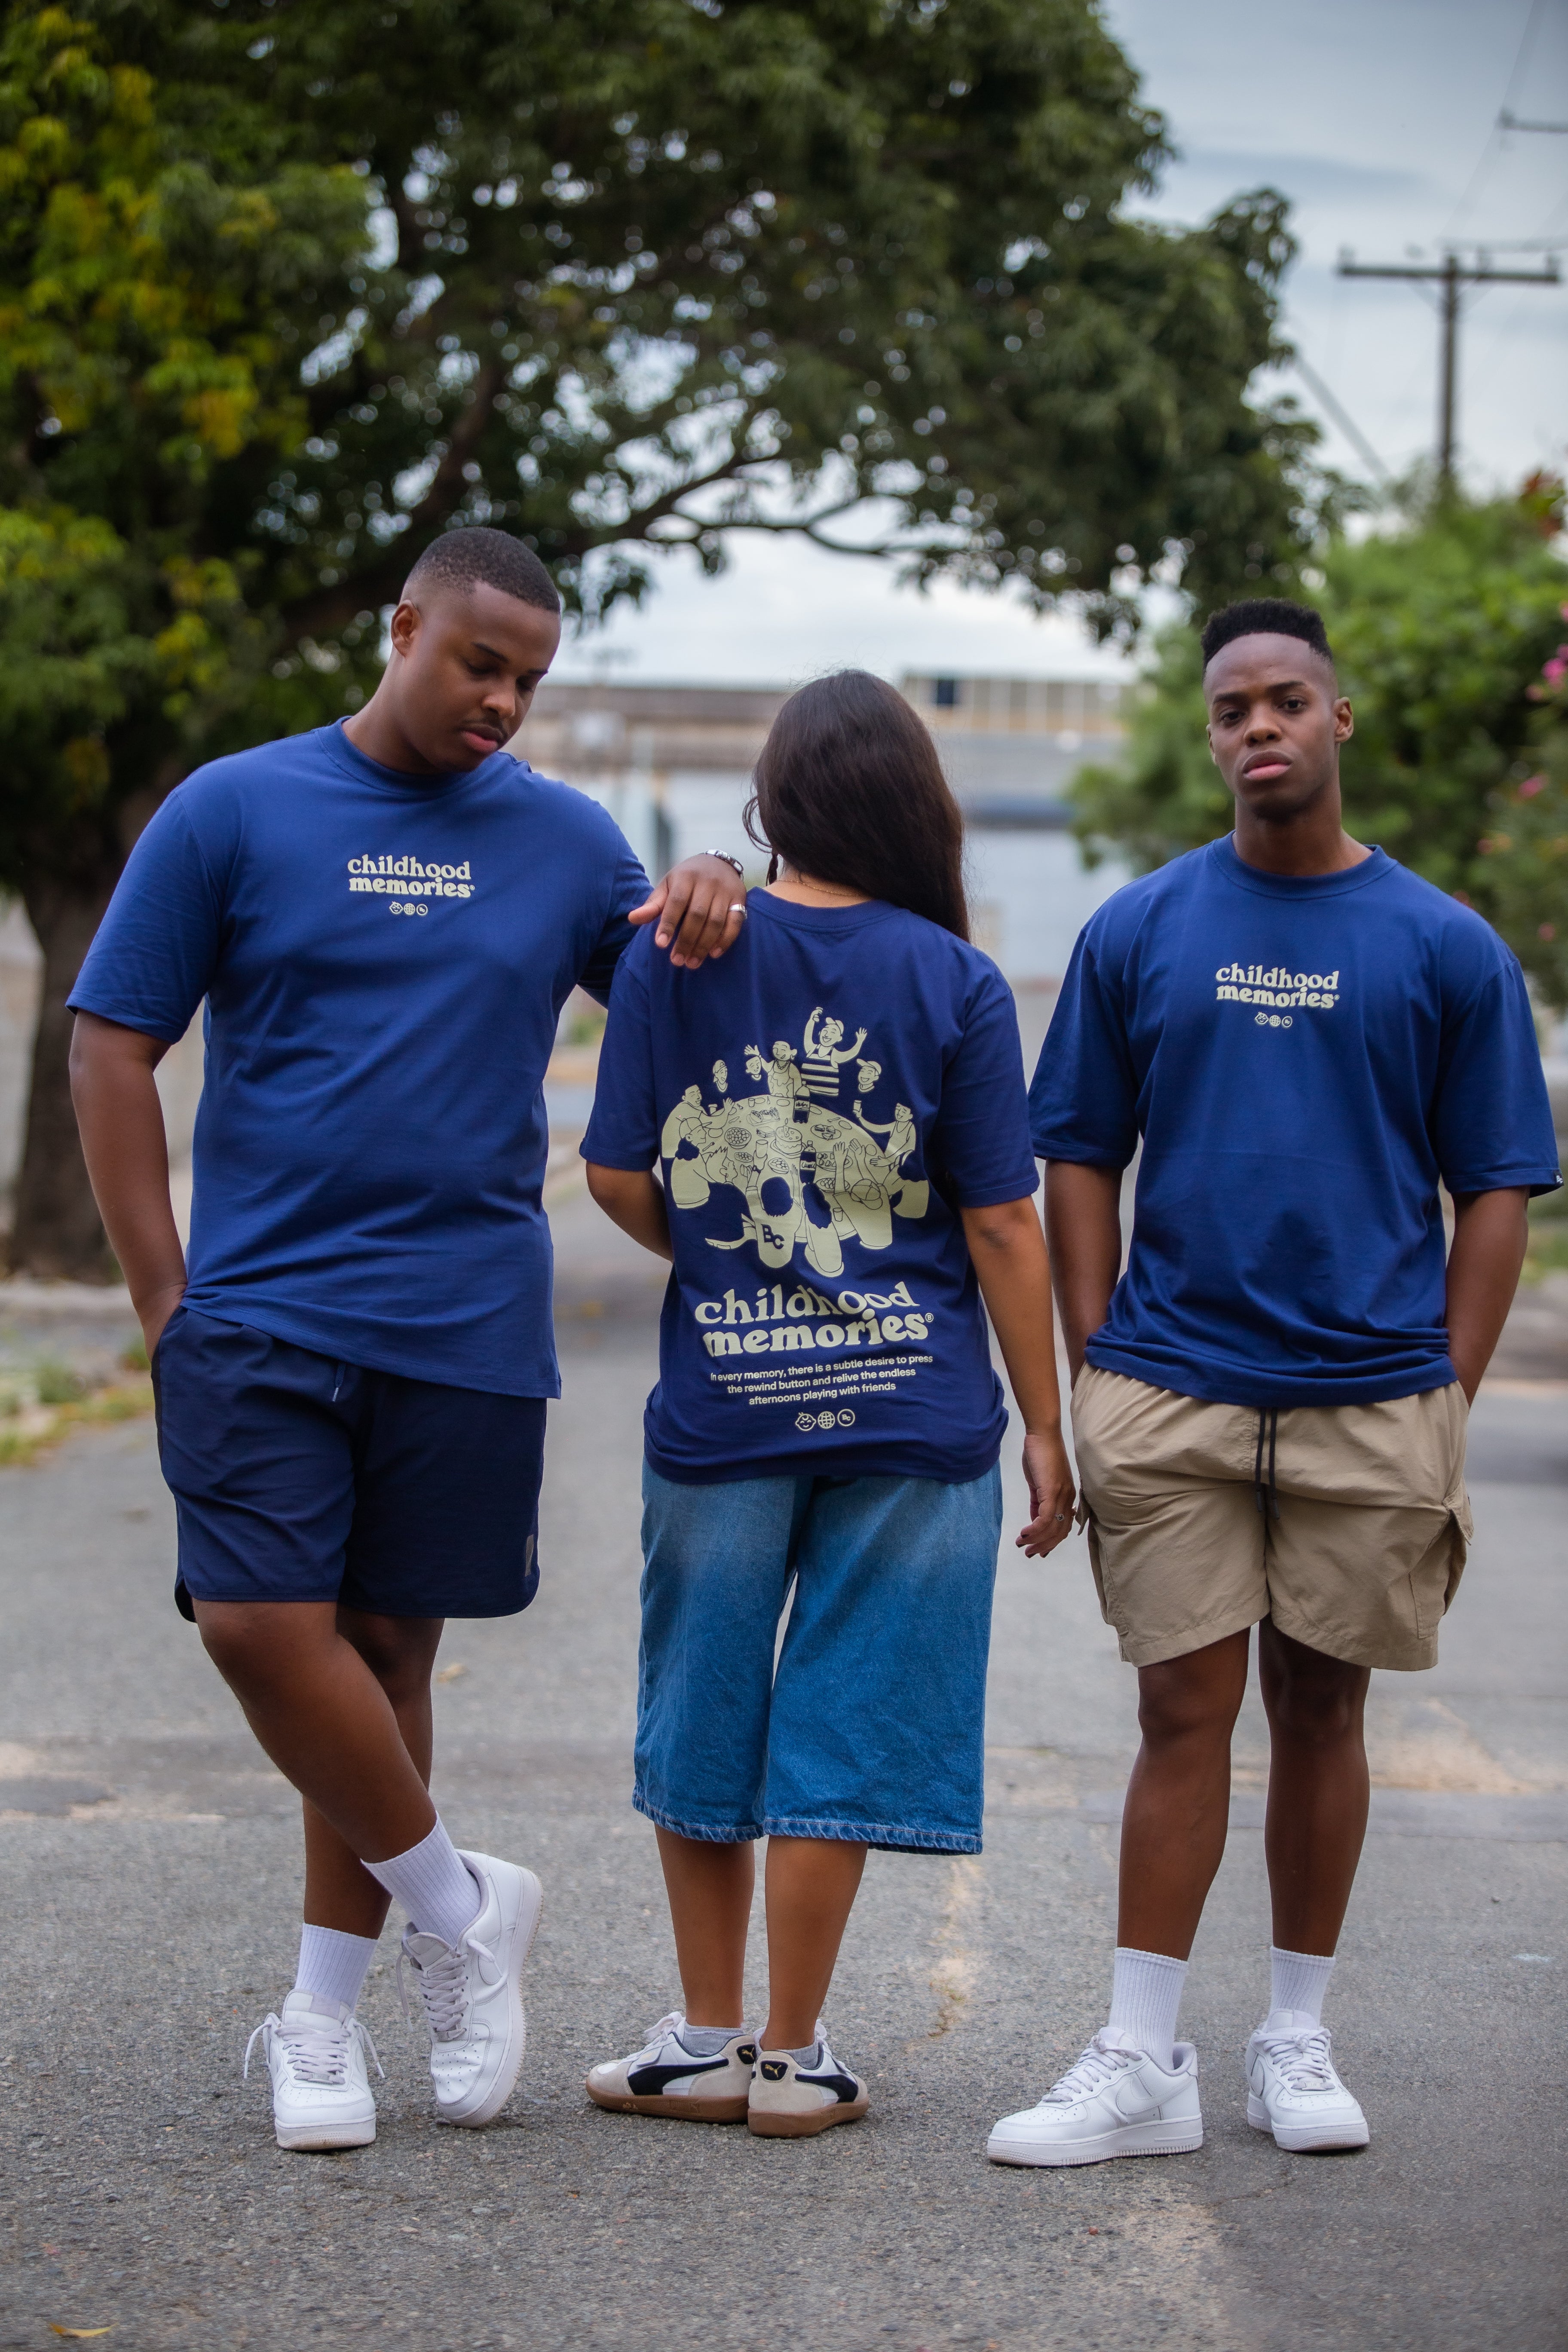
[1200,597,1333,671]
[745,671,970,941]
[404,525,561,615]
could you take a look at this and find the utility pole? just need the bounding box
[1335,248,1561,489]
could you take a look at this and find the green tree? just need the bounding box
[3,0,1322,1275]
[1475,592,1568,1010]
[1071,491,1568,1000]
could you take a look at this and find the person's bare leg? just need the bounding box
[300,1611,446,1938]
[654,1828,754,2026]
[1116,1629,1251,1958]
[761,1836,868,2050]
[1258,1619,1371,1954]
[195,1601,438,1875]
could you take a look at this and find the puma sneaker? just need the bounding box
[1246,2016,1369,2151]
[986,2027,1203,2167]
[244,1991,383,2152]
[398,1849,542,2128]
[587,2013,755,2122]
[747,2033,868,2138]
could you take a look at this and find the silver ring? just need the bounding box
[728,902,746,913]
[1054,1512,1066,1521]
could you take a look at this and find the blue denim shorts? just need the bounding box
[634,1461,1003,1854]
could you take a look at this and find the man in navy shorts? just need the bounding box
[68,527,746,2150]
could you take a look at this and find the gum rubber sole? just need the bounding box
[748,2096,870,2138]
[586,2084,750,2123]
[1247,2095,1368,2152]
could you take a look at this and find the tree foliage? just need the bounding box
[1070,491,1568,1002]
[0,0,1327,1271]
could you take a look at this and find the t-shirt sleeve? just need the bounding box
[1431,947,1562,1197]
[576,825,652,1007]
[1028,924,1140,1167]
[931,965,1039,1207]
[67,795,223,1045]
[580,940,658,1170]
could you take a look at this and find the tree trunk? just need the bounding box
[9,870,122,1281]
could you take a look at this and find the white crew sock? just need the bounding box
[1108,1946,1188,2069]
[1264,1945,1335,2029]
[294,1923,378,2014]
[364,1818,482,1947]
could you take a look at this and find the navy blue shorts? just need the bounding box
[152,1306,545,1620]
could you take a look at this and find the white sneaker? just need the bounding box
[747,2030,868,2138]
[398,1849,543,2128]
[243,1990,382,2151]
[1246,2015,1369,2151]
[587,2012,755,2122]
[987,2027,1204,2167]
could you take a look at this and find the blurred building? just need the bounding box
[0,673,1133,1204]
[518,670,1132,983]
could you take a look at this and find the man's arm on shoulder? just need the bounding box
[69,1013,187,1357]
[629,854,747,969]
[1043,1161,1123,1383]
[1445,1188,1531,1402]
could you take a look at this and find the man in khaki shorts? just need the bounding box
[987,597,1560,2169]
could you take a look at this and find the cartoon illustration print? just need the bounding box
[660,1011,929,1280]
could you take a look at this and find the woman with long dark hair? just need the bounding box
[579,670,1074,2138]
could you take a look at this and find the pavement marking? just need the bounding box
[923,1855,983,2042]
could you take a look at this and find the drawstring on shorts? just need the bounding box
[1253,1408,1280,1520]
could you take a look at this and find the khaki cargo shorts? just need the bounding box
[1071,1366,1473,1672]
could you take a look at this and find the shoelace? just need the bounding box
[243,2012,383,2088]
[397,1919,499,2040]
[1256,2026,1338,2092]
[1042,2034,1139,2104]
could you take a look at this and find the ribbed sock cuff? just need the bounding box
[1268,1945,1335,2027]
[364,1819,482,1946]
[294,1924,378,2013]
[1108,1945,1188,2070]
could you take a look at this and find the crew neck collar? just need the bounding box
[748,888,894,931]
[1211,833,1393,900]
[322,719,517,799]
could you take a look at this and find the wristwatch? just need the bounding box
[702,849,746,881]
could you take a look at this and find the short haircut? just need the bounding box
[1200,597,1332,672]
[404,526,561,616]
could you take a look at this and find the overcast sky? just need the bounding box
[551,0,1568,688]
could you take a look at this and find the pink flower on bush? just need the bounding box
[1519,775,1547,799]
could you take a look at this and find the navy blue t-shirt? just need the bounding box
[1030,837,1560,1408]
[70,723,648,1396]
[582,891,1038,1484]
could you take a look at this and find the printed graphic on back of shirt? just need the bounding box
[660,1004,943,1424]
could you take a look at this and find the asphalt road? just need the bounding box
[0,1183,1563,2352]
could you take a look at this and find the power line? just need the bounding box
[1335,248,1562,487]
[1442,0,1551,241]
[1287,353,1392,486]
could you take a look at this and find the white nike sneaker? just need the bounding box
[986,2027,1204,2167]
[587,2012,755,2122]
[747,2030,868,2138]
[398,1849,543,2128]
[1246,2015,1369,2151]
[243,1990,383,2151]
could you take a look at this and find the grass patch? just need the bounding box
[0,1377,154,1469]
